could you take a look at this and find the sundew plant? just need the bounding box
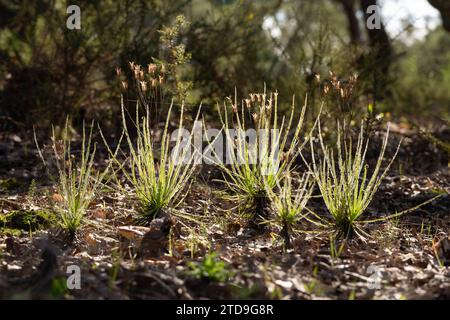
[305,123,401,238]
[105,99,199,225]
[205,90,309,229]
[35,119,109,236]
[266,173,314,248]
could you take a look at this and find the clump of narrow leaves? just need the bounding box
[105,100,198,225]
[206,90,308,230]
[35,120,109,237]
[304,123,401,238]
[266,173,314,249]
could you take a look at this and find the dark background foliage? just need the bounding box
[0,0,449,131]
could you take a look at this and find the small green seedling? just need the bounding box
[188,252,232,283]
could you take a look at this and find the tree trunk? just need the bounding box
[428,0,450,32]
[360,0,393,101]
[337,0,362,44]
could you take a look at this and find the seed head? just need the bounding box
[281,152,290,162]
[140,81,148,92]
[148,63,157,75]
[133,68,140,79]
[314,73,321,84]
[266,98,272,110]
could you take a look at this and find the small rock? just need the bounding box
[7,264,22,271]
[432,236,450,266]
[93,209,107,219]
[139,215,174,258]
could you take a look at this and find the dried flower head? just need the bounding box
[148,63,157,75]
[350,73,359,84]
[266,98,272,110]
[314,73,321,84]
[280,152,290,163]
[140,81,148,92]
[133,68,140,79]
[329,70,336,80]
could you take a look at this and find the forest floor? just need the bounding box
[0,126,449,300]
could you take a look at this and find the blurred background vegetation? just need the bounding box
[0,0,449,132]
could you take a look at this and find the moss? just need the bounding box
[0,209,54,231]
[50,277,69,299]
[0,227,22,237]
[0,178,22,191]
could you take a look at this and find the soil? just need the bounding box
[0,128,449,300]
